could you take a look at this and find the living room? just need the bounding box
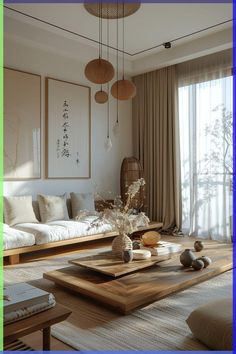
[3,1,232,351]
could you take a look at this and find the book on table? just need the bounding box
[4,282,52,314]
[140,241,182,256]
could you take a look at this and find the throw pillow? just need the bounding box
[70,192,95,218]
[37,194,69,223]
[186,298,232,350]
[4,196,39,226]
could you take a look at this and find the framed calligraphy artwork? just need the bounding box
[4,68,41,180]
[45,77,91,179]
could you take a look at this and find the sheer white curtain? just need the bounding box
[177,50,232,242]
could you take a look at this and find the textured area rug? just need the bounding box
[5,249,232,350]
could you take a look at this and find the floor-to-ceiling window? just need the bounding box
[178,51,232,242]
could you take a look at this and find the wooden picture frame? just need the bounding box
[45,77,91,179]
[4,68,41,180]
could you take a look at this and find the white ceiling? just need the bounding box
[4,3,232,60]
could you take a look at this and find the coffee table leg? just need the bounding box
[43,327,51,350]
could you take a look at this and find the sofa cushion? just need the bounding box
[14,217,114,245]
[4,196,39,226]
[3,224,35,250]
[186,298,232,350]
[37,194,69,223]
[70,192,95,218]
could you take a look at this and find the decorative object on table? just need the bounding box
[180,249,196,267]
[76,178,149,258]
[132,249,151,260]
[122,250,133,263]
[4,283,56,324]
[112,233,133,255]
[132,241,141,250]
[120,157,145,211]
[141,241,182,256]
[141,231,161,246]
[4,68,41,180]
[194,240,204,252]
[197,256,212,268]
[191,259,205,271]
[45,77,91,179]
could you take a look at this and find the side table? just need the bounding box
[4,303,71,350]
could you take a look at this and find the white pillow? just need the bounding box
[70,192,95,218]
[37,194,69,223]
[4,196,39,226]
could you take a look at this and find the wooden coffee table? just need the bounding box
[44,236,232,314]
[4,304,71,350]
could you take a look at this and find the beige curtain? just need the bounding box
[132,65,181,230]
[177,48,232,86]
[177,49,232,242]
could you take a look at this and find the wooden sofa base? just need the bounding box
[4,222,163,265]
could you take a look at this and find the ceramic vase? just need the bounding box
[122,250,133,263]
[197,256,212,268]
[194,240,204,252]
[180,249,196,267]
[192,259,204,271]
[112,233,133,258]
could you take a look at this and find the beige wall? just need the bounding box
[4,39,132,198]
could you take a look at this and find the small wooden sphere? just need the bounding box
[95,90,108,104]
[194,240,204,252]
[111,79,136,100]
[85,58,115,84]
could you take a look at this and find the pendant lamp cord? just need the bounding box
[99,2,101,58]
[122,2,125,80]
[116,0,119,124]
[107,4,110,139]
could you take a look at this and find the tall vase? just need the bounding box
[112,233,133,258]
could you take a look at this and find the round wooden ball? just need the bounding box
[192,259,204,271]
[197,256,212,268]
[194,240,204,252]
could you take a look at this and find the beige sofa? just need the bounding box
[3,198,162,264]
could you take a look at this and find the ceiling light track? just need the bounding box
[4,5,130,56]
[134,18,232,56]
[4,5,232,57]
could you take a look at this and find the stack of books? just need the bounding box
[140,240,182,256]
[4,283,56,325]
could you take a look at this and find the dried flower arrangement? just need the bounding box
[76,178,150,257]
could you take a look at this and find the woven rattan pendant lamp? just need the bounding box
[84,3,114,84]
[111,3,136,100]
[84,3,140,19]
[84,2,139,99]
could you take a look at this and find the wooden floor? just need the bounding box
[5,236,233,349]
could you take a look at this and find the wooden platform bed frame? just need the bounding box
[4,222,163,265]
